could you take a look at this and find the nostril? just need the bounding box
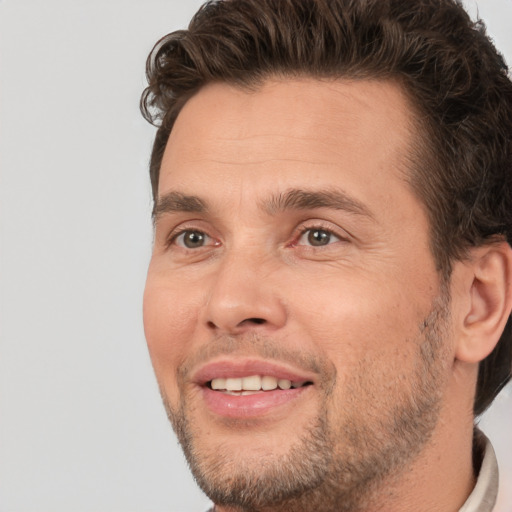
[245,318,266,325]
[206,317,266,330]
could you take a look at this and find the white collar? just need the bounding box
[459,431,499,512]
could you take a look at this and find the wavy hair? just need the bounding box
[141,0,512,415]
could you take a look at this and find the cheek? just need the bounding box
[143,271,201,393]
[291,271,429,367]
[295,281,435,422]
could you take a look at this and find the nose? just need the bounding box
[202,252,287,335]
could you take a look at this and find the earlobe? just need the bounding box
[455,241,512,364]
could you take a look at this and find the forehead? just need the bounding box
[158,78,417,208]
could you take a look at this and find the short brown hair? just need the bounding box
[140,0,512,416]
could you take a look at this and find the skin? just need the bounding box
[143,78,509,511]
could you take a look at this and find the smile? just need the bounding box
[209,375,310,394]
[194,360,316,418]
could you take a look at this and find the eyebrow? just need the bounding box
[153,187,373,221]
[153,191,208,220]
[262,188,374,218]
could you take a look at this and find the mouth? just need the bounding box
[194,360,316,418]
[207,375,312,395]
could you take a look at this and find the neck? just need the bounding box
[366,414,475,512]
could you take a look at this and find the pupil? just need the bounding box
[308,229,330,246]
[184,231,204,248]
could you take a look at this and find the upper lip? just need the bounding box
[192,358,317,386]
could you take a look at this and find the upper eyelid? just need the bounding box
[294,220,350,239]
[159,219,213,241]
[294,228,344,248]
[298,227,341,239]
[174,230,211,249]
[159,218,350,247]
[167,227,216,248]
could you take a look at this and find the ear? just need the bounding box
[454,241,512,364]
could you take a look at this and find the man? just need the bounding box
[140,0,512,510]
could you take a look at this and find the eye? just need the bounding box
[297,228,341,247]
[174,230,212,249]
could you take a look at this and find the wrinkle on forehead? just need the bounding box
[162,77,414,169]
[157,77,420,239]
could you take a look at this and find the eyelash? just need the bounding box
[164,222,347,251]
[166,227,216,250]
[292,224,345,248]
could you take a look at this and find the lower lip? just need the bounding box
[201,386,310,418]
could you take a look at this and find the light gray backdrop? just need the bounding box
[0,1,510,511]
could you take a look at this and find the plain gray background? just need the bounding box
[0,1,510,511]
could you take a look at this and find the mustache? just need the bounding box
[177,333,337,389]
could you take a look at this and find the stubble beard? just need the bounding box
[160,291,451,512]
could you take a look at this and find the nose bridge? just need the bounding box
[203,239,286,333]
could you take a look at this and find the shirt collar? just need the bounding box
[459,430,499,512]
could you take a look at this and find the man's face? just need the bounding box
[143,79,454,511]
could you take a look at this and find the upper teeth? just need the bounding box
[210,375,304,392]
